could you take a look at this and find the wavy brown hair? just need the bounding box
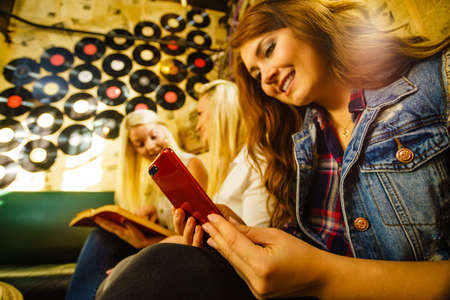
[231,0,449,228]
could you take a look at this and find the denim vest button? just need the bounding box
[396,148,414,163]
[354,217,370,231]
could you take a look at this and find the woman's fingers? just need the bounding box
[173,208,186,235]
[183,217,196,245]
[192,225,204,247]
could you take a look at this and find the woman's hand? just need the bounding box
[134,204,158,223]
[171,207,204,247]
[94,216,164,249]
[201,214,327,299]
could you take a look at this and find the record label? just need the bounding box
[129,69,160,94]
[187,52,213,74]
[156,84,185,110]
[105,29,134,51]
[3,57,40,86]
[186,9,211,28]
[186,75,209,100]
[97,79,129,106]
[75,37,106,62]
[0,155,19,188]
[133,44,161,66]
[186,30,212,49]
[0,87,35,117]
[33,75,69,104]
[159,59,187,83]
[126,96,157,114]
[102,54,132,77]
[134,21,161,40]
[160,35,186,56]
[19,138,58,172]
[26,105,63,136]
[58,124,93,155]
[160,13,186,33]
[64,93,97,121]
[40,47,74,73]
[69,64,101,89]
[0,118,26,152]
[93,110,124,139]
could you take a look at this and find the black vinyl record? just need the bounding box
[160,35,186,56]
[134,21,161,40]
[126,96,157,114]
[64,93,97,121]
[0,87,35,117]
[159,59,187,83]
[74,37,106,62]
[186,75,209,100]
[186,30,212,49]
[102,53,132,77]
[133,44,161,66]
[3,57,40,86]
[160,13,186,33]
[0,118,26,152]
[33,75,68,104]
[186,8,211,28]
[69,64,101,89]
[105,29,134,51]
[187,52,213,74]
[156,84,185,110]
[93,110,123,139]
[26,105,63,136]
[0,155,18,188]
[58,124,92,155]
[97,79,129,106]
[19,138,57,172]
[129,69,159,94]
[40,47,74,73]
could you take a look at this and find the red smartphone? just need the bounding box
[148,148,222,224]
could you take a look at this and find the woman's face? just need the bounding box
[240,27,329,107]
[196,94,212,144]
[128,123,168,160]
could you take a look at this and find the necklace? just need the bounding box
[336,117,354,138]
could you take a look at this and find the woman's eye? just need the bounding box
[264,41,275,57]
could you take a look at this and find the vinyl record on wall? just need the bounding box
[40,47,74,73]
[58,124,93,155]
[33,75,68,104]
[105,29,134,51]
[133,44,161,66]
[186,75,209,100]
[186,8,211,28]
[97,79,129,106]
[186,30,212,49]
[126,96,157,114]
[74,37,106,62]
[0,118,26,152]
[129,69,160,94]
[134,21,161,40]
[64,93,97,121]
[3,57,40,86]
[69,64,102,90]
[18,138,58,172]
[26,105,63,136]
[160,13,186,33]
[93,110,123,139]
[159,59,187,83]
[160,35,186,56]
[0,155,19,188]
[0,87,35,117]
[187,52,213,74]
[156,84,185,110]
[102,54,133,77]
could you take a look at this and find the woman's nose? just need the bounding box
[145,139,155,151]
[262,66,278,85]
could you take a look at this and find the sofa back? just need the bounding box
[0,192,114,265]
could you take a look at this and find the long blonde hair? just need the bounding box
[115,109,189,213]
[198,80,248,196]
[231,0,449,227]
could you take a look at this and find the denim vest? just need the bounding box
[292,50,450,261]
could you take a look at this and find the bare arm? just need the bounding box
[202,214,450,300]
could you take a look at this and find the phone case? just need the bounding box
[149,148,222,224]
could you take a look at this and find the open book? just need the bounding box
[69,204,173,237]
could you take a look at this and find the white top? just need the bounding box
[213,147,272,227]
